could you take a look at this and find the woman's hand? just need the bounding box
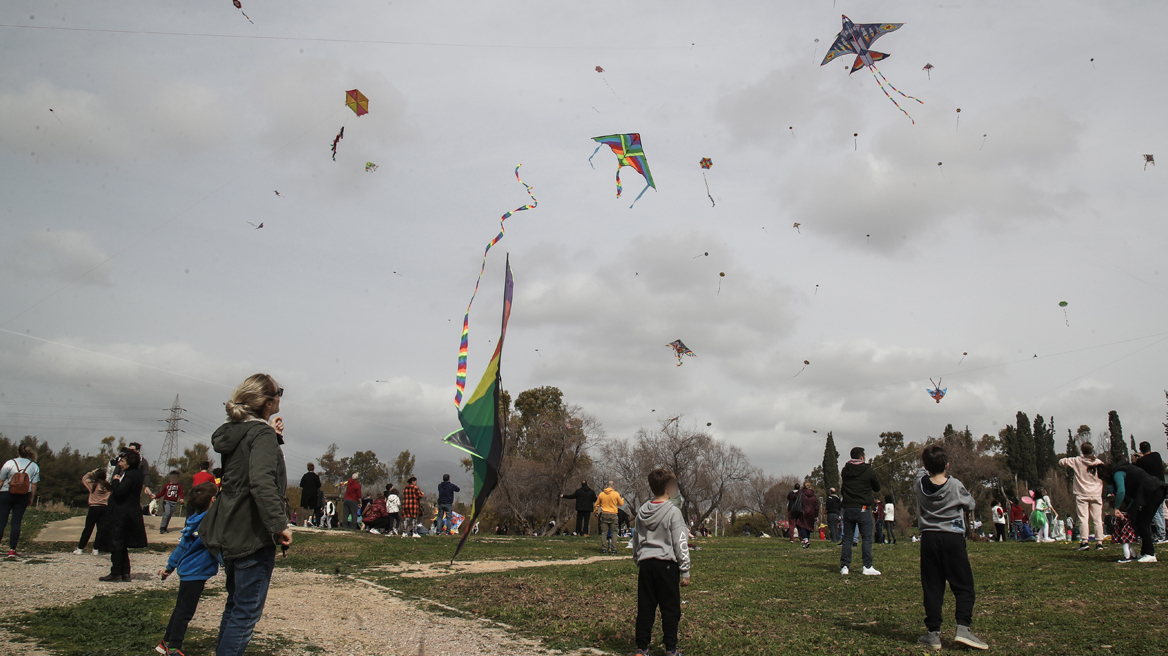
[272,416,284,435]
[276,528,293,546]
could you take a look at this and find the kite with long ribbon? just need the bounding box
[454,166,537,407]
[821,15,923,124]
[590,133,656,208]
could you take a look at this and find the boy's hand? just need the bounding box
[276,529,293,546]
[158,569,169,580]
[681,577,691,587]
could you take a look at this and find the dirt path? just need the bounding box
[369,554,626,578]
[0,552,608,655]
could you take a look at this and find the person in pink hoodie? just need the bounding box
[1059,442,1105,550]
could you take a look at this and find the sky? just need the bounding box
[1,0,1166,494]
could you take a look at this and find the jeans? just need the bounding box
[386,512,400,533]
[0,491,31,551]
[166,579,207,649]
[1153,504,1166,542]
[874,518,885,544]
[343,499,360,529]
[827,513,840,542]
[79,505,107,550]
[217,546,276,656]
[437,503,454,532]
[635,558,682,652]
[884,520,898,544]
[920,532,975,631]
[840,507,874,569]
[160,500,178,531]
[598,513,618,550]
[574,511,591,535]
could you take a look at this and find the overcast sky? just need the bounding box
[1,0,1166,493]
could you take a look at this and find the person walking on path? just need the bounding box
[991,501,1007,543]
[76,467,111,555]
[883,495,898,544]
[96,449,148,581]
[155,482,219,656]
[594,481,626,554]
[0,445,41,559]
[199,373,291,656]
[839,446,881,576]
[385,485,402,535]
[298,463,321,527]
[401,476,424,537]
[914,443,988,651]
[1059,443,1106,550]
[786,485,802,544]
[436,474,460,535]
[560,480,598,536]
[1109,460,1168,563]
[825,488,842,544]
[1135,442,1167,542]
[794,482,820,548]
[154,471,185,535]
[343,474,362,530]
[632,468,691,656]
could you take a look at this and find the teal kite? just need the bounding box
[589,133,656,208]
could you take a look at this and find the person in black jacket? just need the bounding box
[561,480,597,536]
[96,450,148,582]
[1112,460,1168,561]
[1135,442,1167,542]
[299,463,322,527]
[825,488,842,543]
[839,447,882,576]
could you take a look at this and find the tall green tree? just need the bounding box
[1109,410,1128,462]
[342,450,389,489]
[821,432,841,491]
[1016,412,1037,485]
[1033,414,1057,479]
[1064,429,1080,458]
[391,449,416,486]
[168,443,213,493]
[316,443,347,491]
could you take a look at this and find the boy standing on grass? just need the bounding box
[632,469,690,656]
[914,444,989,651]
[155,482,219,656]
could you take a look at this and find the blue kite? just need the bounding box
[821,15,923,123]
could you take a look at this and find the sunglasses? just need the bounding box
[275,388,284,398]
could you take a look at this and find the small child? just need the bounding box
[154,471,184,534]
[632,468,691,656]
[155,483,219,656]
[1112,510,1138,563]
[914,444,989,651]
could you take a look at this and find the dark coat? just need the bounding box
[95,467,148,551]
[299,471,321,509]
[1136,452,1166,481]
[841,462,881,509]
[200,420,288,560]
[1113,463,1168,514]
[562,484,597,513]
[795,488,820,531]
[825,494,842,515]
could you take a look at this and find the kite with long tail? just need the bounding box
[454,166,537,407]
[821,15,923,123]
[590,133,656,208]
[330,126,344,161]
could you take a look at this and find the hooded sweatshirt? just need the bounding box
[1058,454,1105,498]
[199,419,288,560]
[632,499,691,579]
[594,487,625,515]
[840,461,881,509]
[914,468,975,534]
[166,510,220,581]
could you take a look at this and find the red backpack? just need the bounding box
[8,460,32,495]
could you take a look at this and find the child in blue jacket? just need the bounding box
[155,482,219,656]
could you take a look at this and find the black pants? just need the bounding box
[635,558,682,652]
[884,520,898,544]
[165,579,206,649]
[994,523,1006,542]
[109,549,131,577]
[364,516,392,530]
[1135,488,1168,557]
[920,532,975,631]
[79,505,107,550]
[575,511,590,535]
[0,491,30,551]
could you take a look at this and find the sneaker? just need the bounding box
[98,573,123,582]
[1096,544,1105,550]
[156,640,168,654]
[840,566,849,575]
[954,625,989,650]
[6,550,17,560]
[1138,554,1158,563]
[918,631,942,651]
[1118,557,1134,564]
[369,529,380,535]
[862,566,882,576]
[1077,542,1090,551]
[92,549,100,556]
[167,649,186,656]
[73,548,84,555]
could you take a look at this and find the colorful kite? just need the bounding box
[444,257,513,562]
[928,378,946,403]
[454,166,537,407]
[821,15,923,123]
[345,89,369,117]
[922,63,934,79]
[365,162,378,172]
[330,126,344,161]
[666,339,696,366]
[589,133,655,208]
[699,157,715,207]
[1145,154,1155,170]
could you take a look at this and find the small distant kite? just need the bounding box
[247,222,264,230]
[718,272,725,294]
[1059,300,1069,326]
[595,66,604,73]
[922,63,934,79]
[330,126,344,161]
[693,251,708,259]
[273,190,283,198]
[958,351,968,365]
[345,89,369,117]
[821,15,923,123]
[241,11,253,23]
[233,0,240,6]
[667,339,696,366]
[365,162,378,172]
[48,108,62,123]
[1144,154,1155,170]
[793,360,810,378]
[594,67,621,101]
[590,134,655,208]
[699,158,714,207]
[928,378,946,403]
[793,222,801,233]
[665,416,680,427]
[955,108,962,131]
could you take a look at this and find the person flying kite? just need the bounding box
[666,340,696,366]
[821,15,923,123]
[589,133,656,208]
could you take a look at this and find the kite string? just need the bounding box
[455,165,537,408]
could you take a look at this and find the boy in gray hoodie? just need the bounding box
[914,444,989,651]
[632,468,691,656]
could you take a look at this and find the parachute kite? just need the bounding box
[928,378,946,403]
[699,158,715,207]
[345,89,369,117]
[667,339,696,366]
[922,63,934,79]
[1059,300,1069,327]
[1145,154,1155,170]
[821,15,923,123]
[793,360,810,378]
[589,133,655,208]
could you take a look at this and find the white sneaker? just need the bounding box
[369,529,380,535]
[1138,554,1158,563]
[72,548,83,555]
[92,549,99,556]
[840,566,849,575]
[863,566,882,576]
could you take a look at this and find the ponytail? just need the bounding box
[226,373,280,422]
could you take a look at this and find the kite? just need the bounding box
[664,416,680,428]
[922,63,934,79]
[693,251,708,259]
[955,108,962,131]
[594,67,621,101]
[241,11,253,23]
[330,126,344,161]
[793,360,810,378]
[589,133,655,208]
[1144,154,1155,170]
[454,165,537,407]
[444,257,513,562]
[1059,300,1069,327]
[938,161,944,175]
[981,134,988,150]
[718,271,725,295]
[699,158,715,207]
[365,162,378,172]
[958,351,968,365]
[853,132,859,150]
[48,108,61,124]
[595,66,604,73]
[345,89,369,117]
[273,190,283,198]
[247,222,263,230]
[821,15,923,123]
[666,339,696,366]
[928,378,946,403]
[812,38,820,64]
[793,222,801,233]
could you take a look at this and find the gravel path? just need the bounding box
[0,552,608,656]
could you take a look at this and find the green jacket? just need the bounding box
[200,420,288,560]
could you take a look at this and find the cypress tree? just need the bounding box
[1016,411,1038,486]
[1033,414,1057,479]
[1065,429,1080,458]
[1109,410,1128,462]
[822,432,841,492]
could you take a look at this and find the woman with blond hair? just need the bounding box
[200,374,291,656]
[0,444,41,559]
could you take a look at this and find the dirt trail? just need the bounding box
[369,554,626,578]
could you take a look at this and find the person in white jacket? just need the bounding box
[1059,442,1105,550]
[883,495,898,544]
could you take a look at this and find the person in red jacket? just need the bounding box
[343,474,362,530]
[1009,499,1027,540]
[154,471,185,534]
[192,461,215,488]
[362,493,392,534]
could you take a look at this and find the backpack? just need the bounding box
[787,493,801,515]
[7,460,32,495]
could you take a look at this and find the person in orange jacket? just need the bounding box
[594,481,626,554]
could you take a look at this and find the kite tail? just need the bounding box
[702,172,715,207]
[868,65,922,124]
[454,165,538,408]
[615,168,624,198]
[629,180,652,209]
